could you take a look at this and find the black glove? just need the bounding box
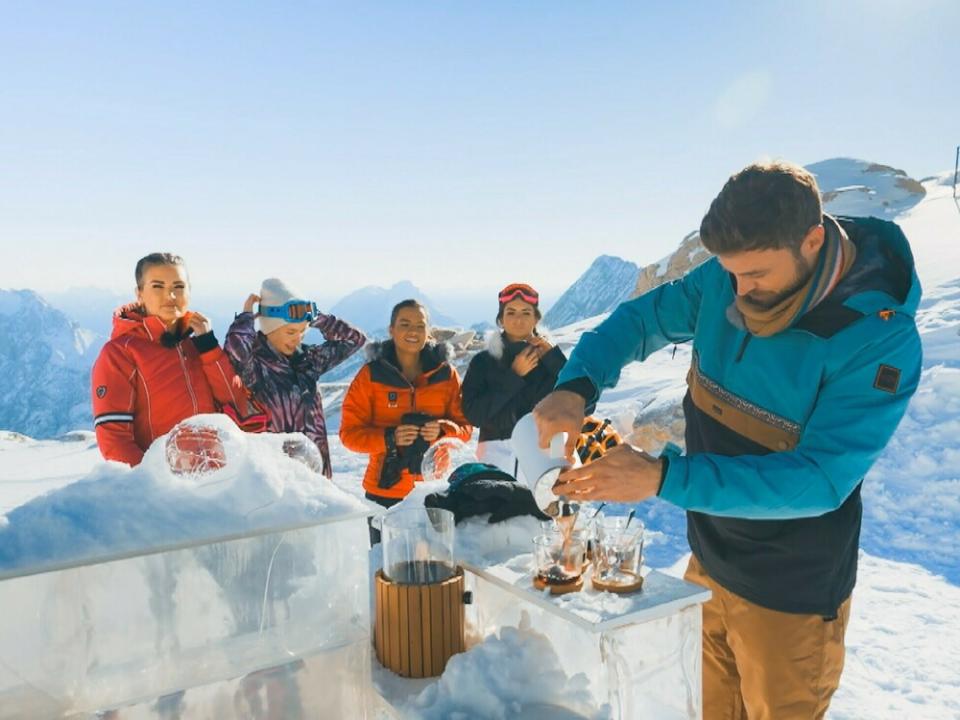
[401,412,433,427]
[402,435,431,475]
[378,428,404,489]
[400,412,434,474]
[424,463,550,524]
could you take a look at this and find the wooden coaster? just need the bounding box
[533,574,585,595]
[592,570,644,594]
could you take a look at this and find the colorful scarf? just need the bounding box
[733,214,857,337]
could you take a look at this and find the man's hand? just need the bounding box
[552,444,662,503]
[243,294,261,314]
[533,390,586,460]
[420,421,441,443]
[394,425,420,447]
[187,311,213,336]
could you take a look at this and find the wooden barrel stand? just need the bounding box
[374,567,466,678]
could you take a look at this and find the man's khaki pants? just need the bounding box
[685,555,851,720]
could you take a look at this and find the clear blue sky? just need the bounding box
[1,1,957,304]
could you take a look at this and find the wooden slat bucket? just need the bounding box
[374,567,466,678]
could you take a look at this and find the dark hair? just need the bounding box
[699,161,822,256]
[135,253,187,289]
[496,301,542,326]
[389,299,430,327]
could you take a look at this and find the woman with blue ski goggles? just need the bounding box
[224,278,366,478]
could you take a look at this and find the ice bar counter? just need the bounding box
[0,509,710,719]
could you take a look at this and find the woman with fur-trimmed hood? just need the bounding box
[340,299,472,511]
[461,283,566,477]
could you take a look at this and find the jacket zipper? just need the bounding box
[178,345,199,414]
[735,334,751,363]
[382,358,420,411]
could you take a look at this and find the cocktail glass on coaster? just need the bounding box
[539,522,593,569]
[592,516,644,594]
[532,534,586,595]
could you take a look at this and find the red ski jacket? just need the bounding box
[91,304,250,465]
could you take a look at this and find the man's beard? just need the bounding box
[741,255,815,311]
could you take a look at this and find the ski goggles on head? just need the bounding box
[498,283,539,305]
[258,299,318,323]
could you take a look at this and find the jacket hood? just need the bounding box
[485,329,552,360]
[834,215,922,317]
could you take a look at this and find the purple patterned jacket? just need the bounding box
[224,312,366,477]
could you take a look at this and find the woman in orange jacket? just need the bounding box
[340,300,472,522]
[91,253,256,465]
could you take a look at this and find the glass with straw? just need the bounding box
[594,514,644,586]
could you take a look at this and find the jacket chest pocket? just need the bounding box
[375,389,416,426]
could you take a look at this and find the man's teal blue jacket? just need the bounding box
[557,215,922,614]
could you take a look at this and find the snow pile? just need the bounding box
[403,612,607,720]
[0,414,368,574]
[0,431,106,516]
[896,173,960,291]
[861,365,960,582]
[832,553,960,719]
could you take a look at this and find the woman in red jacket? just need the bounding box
[91,253,253,465]
[340,300,472,525]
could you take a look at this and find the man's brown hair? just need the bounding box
[699,161,823,256]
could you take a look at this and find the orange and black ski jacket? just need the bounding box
[340,341,472,500]
[91,304,250,466]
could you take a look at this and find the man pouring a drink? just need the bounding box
[533,160,923,720]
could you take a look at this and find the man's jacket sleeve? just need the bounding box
[659,314,922,519]
[91,341,144,466]
[556,260,710,400]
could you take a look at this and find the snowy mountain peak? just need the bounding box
[0,289,96,362]
[0,289,94,438]
[329,280,459,335]
[546,158,937,329]
[809,157,926,217]
[633,230,711,299]
[542,255,639,329]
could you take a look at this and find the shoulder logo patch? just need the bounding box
[873,364,901,394]
[96,385,107,399]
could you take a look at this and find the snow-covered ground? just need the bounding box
[0,430,960,720]
[0,416,369,574]
[0,165,958,718]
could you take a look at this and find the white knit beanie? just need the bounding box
[258,277,305,335]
